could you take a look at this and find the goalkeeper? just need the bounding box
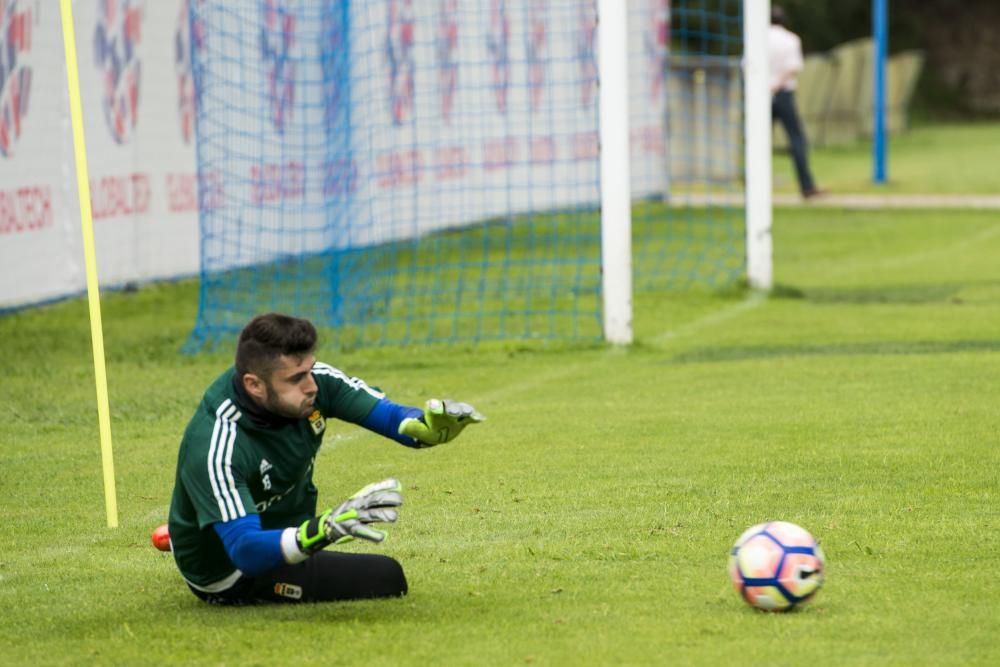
[166,313,483,605]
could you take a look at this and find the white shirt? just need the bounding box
[768,25,803,93]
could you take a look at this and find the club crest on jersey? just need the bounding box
[308,410,325,435]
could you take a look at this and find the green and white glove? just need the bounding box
[295,478,403,555]
[399,399,485,447]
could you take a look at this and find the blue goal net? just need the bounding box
[186,0,744,349]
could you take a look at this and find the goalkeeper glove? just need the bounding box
[295,478,403,555]
[398,399,485,447]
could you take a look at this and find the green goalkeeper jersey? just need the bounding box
[168,362,382,589]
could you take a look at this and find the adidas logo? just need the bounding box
[260,458,273,475]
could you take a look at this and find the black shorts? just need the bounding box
[188,551,408,605]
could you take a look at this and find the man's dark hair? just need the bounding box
[771,5,787,26]
[235,313,317,380]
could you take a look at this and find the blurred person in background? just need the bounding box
[769,5,825,199]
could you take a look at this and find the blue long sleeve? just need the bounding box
[362,397,424,447]
[214,514,287,576]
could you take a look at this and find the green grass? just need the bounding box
[773,121,1000,195]
[2,205,999,665]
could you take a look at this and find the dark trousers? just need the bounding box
[772,90,817,195]
[188,551,408,605]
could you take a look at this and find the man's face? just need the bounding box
[247,353,318,419]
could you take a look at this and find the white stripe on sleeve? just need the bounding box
[208,400,243,521]
[312,361,385,399]
[207,401,230,520]
[222,409,246,517]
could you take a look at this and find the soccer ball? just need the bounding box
[728,521,825,611]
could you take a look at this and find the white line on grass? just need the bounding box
[811,217,1000,281]
[467,292,768,406]
[875,220,1000,271]
[651,290,767,345]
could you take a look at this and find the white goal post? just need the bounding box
[599,0,773,344]
[598,0,634,344]
[743,0,774,290]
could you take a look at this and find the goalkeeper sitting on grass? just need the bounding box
[165,313,483,605]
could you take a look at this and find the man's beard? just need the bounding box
[262,384,313,419]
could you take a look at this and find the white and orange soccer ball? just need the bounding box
[728,521,825,611]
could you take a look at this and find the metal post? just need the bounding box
[873,0,888,183]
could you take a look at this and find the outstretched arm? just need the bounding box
[214,479,403,575]
[363,397,485,448]
[361,398,425,447]
[399,399,484,446]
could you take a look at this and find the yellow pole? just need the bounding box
[60,0,119,528]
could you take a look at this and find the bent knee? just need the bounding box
[371,554,408,597]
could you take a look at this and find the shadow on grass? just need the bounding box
[770,282,978,305]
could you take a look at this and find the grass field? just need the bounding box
[2,201,998,665]
[773,121,1000,195]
